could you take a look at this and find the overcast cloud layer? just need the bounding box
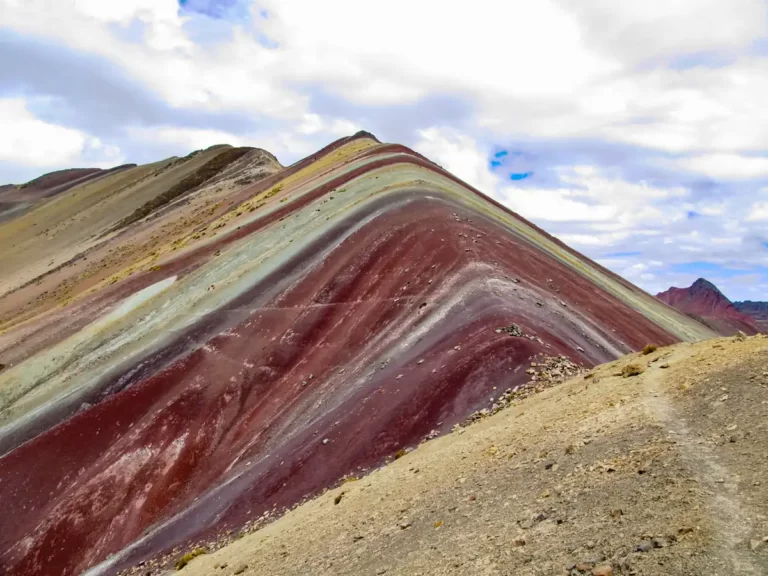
[1,0,767,300]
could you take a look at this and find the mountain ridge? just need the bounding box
[0,132,713,576]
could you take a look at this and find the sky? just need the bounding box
[1,0,768,301]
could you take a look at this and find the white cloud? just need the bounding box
[413,127,499,195]
[499,166,687,225]
[0,97,123,168]
[677,153,768,179]
[746,201,768,221]
[3,0,768,156]
[564,0,768,65]
[2,0,768,298]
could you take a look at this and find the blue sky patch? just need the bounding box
[494,150,508,159]
[178,0,245,19]
[671,261,750,278]
[605,251,642,258]
[509,172,532,181]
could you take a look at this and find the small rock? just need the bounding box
[592,565,612,576]
[660,363,670,369]
[322,438,330,445]
[750,539,763,552]
[574,562,594,571]
[635,541,653,553]
[585,540,595,550]
[533,512,548,522]
[652,536,672,549]
[544,460,556,470]
[514,537,526,547]
[399,521,412,530]
[233,564,248,575]
[610,508,623,519]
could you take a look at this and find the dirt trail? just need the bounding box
[640,344,763,575]
[141,336,768,576]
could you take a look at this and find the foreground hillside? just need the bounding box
[0,132,712,575]
[171,336,768,576]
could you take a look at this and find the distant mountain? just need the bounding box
[656,278,759,336]
[733,300,768,332]
[0,165,135,223]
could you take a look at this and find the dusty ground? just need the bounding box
[167,335,768,576]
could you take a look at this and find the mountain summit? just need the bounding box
[656,278,759,336]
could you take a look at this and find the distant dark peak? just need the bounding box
[690,278,724,296]
[691,277,716,290]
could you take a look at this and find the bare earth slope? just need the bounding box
[176,335,768,576]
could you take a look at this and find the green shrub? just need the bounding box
[176,547,206,570]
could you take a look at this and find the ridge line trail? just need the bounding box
[641,343,762,575]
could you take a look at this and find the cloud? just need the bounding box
[1,0,768,298]
[413,127,499,195]
[0,97,123,169]
[677,153,768,179]
[747,202,768,221]
[563,0,768,67]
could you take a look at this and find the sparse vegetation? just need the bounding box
[394,448,408,459]
[175,547,206,570]
[113,147,251,232]
[641,344,658,355]
[621,363,644,377]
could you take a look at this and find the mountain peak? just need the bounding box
[690,277,722,295]
[657,278,758,336]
